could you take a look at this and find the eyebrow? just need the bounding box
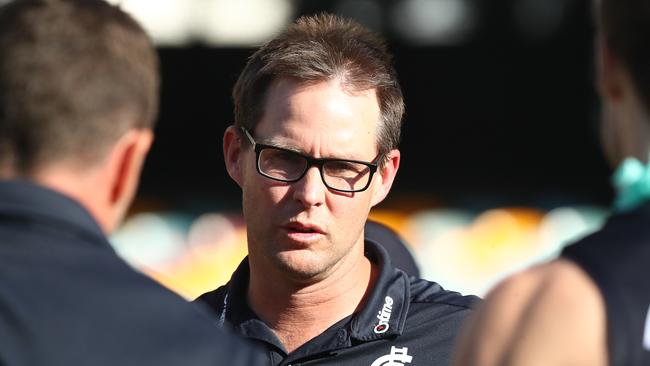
[258,138,371,162]
[257,136,299,151]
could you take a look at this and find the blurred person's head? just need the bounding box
[364,219,420,277]
[0,0,159,233]
[596,0,650,166]
[232,13,404,164]
[223,14,402,283]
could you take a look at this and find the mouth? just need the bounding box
[282,221,326,241]
[284,222,325,234]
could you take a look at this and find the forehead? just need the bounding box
[255,77,381,158]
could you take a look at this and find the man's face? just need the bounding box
[234,78,395,281]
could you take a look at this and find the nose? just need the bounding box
[292,166,326,207]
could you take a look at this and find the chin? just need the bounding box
[273,250,331,280]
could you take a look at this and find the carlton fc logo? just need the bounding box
[370,346,413,366]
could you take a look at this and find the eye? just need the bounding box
[264,148,304,165]
[258,147,307,179]
[324,160,369,177]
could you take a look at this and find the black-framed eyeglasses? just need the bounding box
[240,127,380,193]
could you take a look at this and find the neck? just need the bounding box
[0,163,14,179]
[30,164,112,234]
[621,106,650,164]
[247,243,378,353]
[604,74,650,166]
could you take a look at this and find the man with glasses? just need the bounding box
[196,13,478,366]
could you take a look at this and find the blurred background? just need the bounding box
[106,0,610,299]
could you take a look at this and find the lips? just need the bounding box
[283,221,325,235]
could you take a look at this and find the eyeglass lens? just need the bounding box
[258,147,371,192]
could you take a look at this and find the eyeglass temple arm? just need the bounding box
[240,126,256,146]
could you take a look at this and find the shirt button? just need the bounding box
[337,329,347,343]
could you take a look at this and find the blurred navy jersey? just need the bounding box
[364,219,420,277]
[562,203,650,366]
[0,180,264,366]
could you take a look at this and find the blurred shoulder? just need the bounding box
[453,259,607,366]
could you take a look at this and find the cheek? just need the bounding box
[328,193,373,225]
[243,178,288,214]
[327,198,370,249]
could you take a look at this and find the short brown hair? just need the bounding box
[232,13,404,160]
[599,0,650,111]
[0,0,159,173]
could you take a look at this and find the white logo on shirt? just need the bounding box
[374,296,394,334]
[371,346,413,366]
[643,306,650,351]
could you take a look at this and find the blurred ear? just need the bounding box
[107,128,153,232]
[223,125,244,187]
[596,36,625,103]
[371,149,400,207]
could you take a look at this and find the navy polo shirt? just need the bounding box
[0,180,264,365]
[196,240,479,366]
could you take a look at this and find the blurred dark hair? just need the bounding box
[0,0,159,173]
[599,0,650,111]
[232,13,404,163]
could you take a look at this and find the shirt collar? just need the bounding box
[349,239,411,341]
[221,258,286,350]
[0,179,107,245]
[222,239,411,343]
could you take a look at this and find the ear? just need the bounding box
[107,128,153,232]
[223,125,245,187]
[596,35,625,103]
[371,149,400,207]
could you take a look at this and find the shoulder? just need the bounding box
[194,284,229,316]
[453,259,607,366]
[404,277,479,336]
[409,276,479,310]
[0,253,259,364]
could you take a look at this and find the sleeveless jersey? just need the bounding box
[562,203,650,366]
